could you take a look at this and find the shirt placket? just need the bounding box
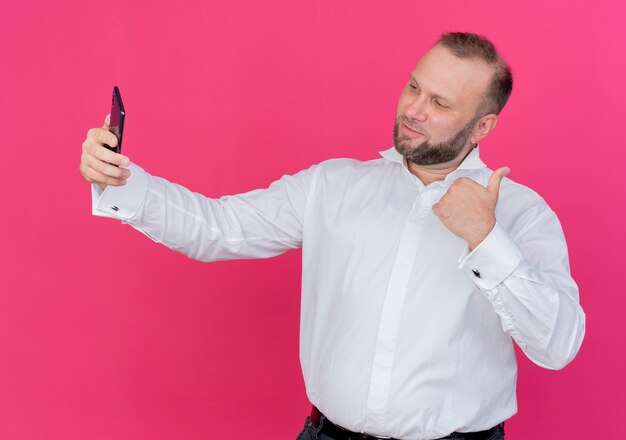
[364,184,442,433]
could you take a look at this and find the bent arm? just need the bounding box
[459,209,585,370]
[92,163,314,261]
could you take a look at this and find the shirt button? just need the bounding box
[472,269,481,278]
[111,206,119,211]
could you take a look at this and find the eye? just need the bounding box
[434,99,448,109]
[408,83,417,90]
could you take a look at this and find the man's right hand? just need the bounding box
[79,114,131,190]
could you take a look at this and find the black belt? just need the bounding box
[311,407,504,440]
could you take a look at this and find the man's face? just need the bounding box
[394,45,494,166]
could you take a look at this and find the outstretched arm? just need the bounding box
[80,115,314,262]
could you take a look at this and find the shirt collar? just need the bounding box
[379,145,486,172]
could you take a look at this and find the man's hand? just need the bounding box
[79,114,131,190]
[432,167,510,250]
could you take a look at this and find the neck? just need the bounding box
[406,146,474,185]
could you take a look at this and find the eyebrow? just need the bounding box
[409,74,454,105]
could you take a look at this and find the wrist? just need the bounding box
[466,219,496,250]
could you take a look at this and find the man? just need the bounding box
[79,32,585,440]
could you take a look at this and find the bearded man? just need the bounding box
[80,32,585,440]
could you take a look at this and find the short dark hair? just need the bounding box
[437,32,513,115]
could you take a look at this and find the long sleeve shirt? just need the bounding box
[92,146,585,440]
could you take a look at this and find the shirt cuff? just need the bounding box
[458,222,524,291]
[91,162,149,221]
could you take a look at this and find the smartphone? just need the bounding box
[105,86,125,153]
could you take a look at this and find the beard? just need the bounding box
[393,115,479,166]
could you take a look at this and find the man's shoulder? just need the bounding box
[465,166,548,210]
[305,156,393,188]
[317,156,388,170]
[270,155,392,192]
[498,175,548,208]
[492,172,561,232]
[311,156,392,180]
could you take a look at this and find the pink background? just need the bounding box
[1,0,624,438]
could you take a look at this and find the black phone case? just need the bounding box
[105,86,125,153]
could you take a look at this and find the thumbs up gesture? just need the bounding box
[432,167,510,250]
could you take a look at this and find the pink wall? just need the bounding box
[1,0,624,438]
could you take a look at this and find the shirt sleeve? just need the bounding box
[458,211,586,370]
[92,163,149,220]
[92,162,315,261]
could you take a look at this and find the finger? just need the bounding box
[486,166,510,194]
[88,144,131,169]
[90,144,130,167]
[82,139,130,169]
[85,153,130,181]
[102,113,111,129]
[81,164,128,187]
[432,201,443,218]
[88,127,118,149]
[88,154,131,180]
[84,130,130,167]
[80,148,129,181]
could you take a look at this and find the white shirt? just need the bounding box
[92,146,585,440]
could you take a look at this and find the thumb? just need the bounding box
[487,166,510,194]
[102,113,111,129]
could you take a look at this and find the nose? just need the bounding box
[405,94,428,122]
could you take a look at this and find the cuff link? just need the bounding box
[472,269,481,278]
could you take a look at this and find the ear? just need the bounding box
[470,114,498,144]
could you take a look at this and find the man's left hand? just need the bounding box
[433,167,510,250]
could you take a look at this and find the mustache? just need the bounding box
[398,116,426,134]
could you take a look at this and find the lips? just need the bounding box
[401,122,425,138]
